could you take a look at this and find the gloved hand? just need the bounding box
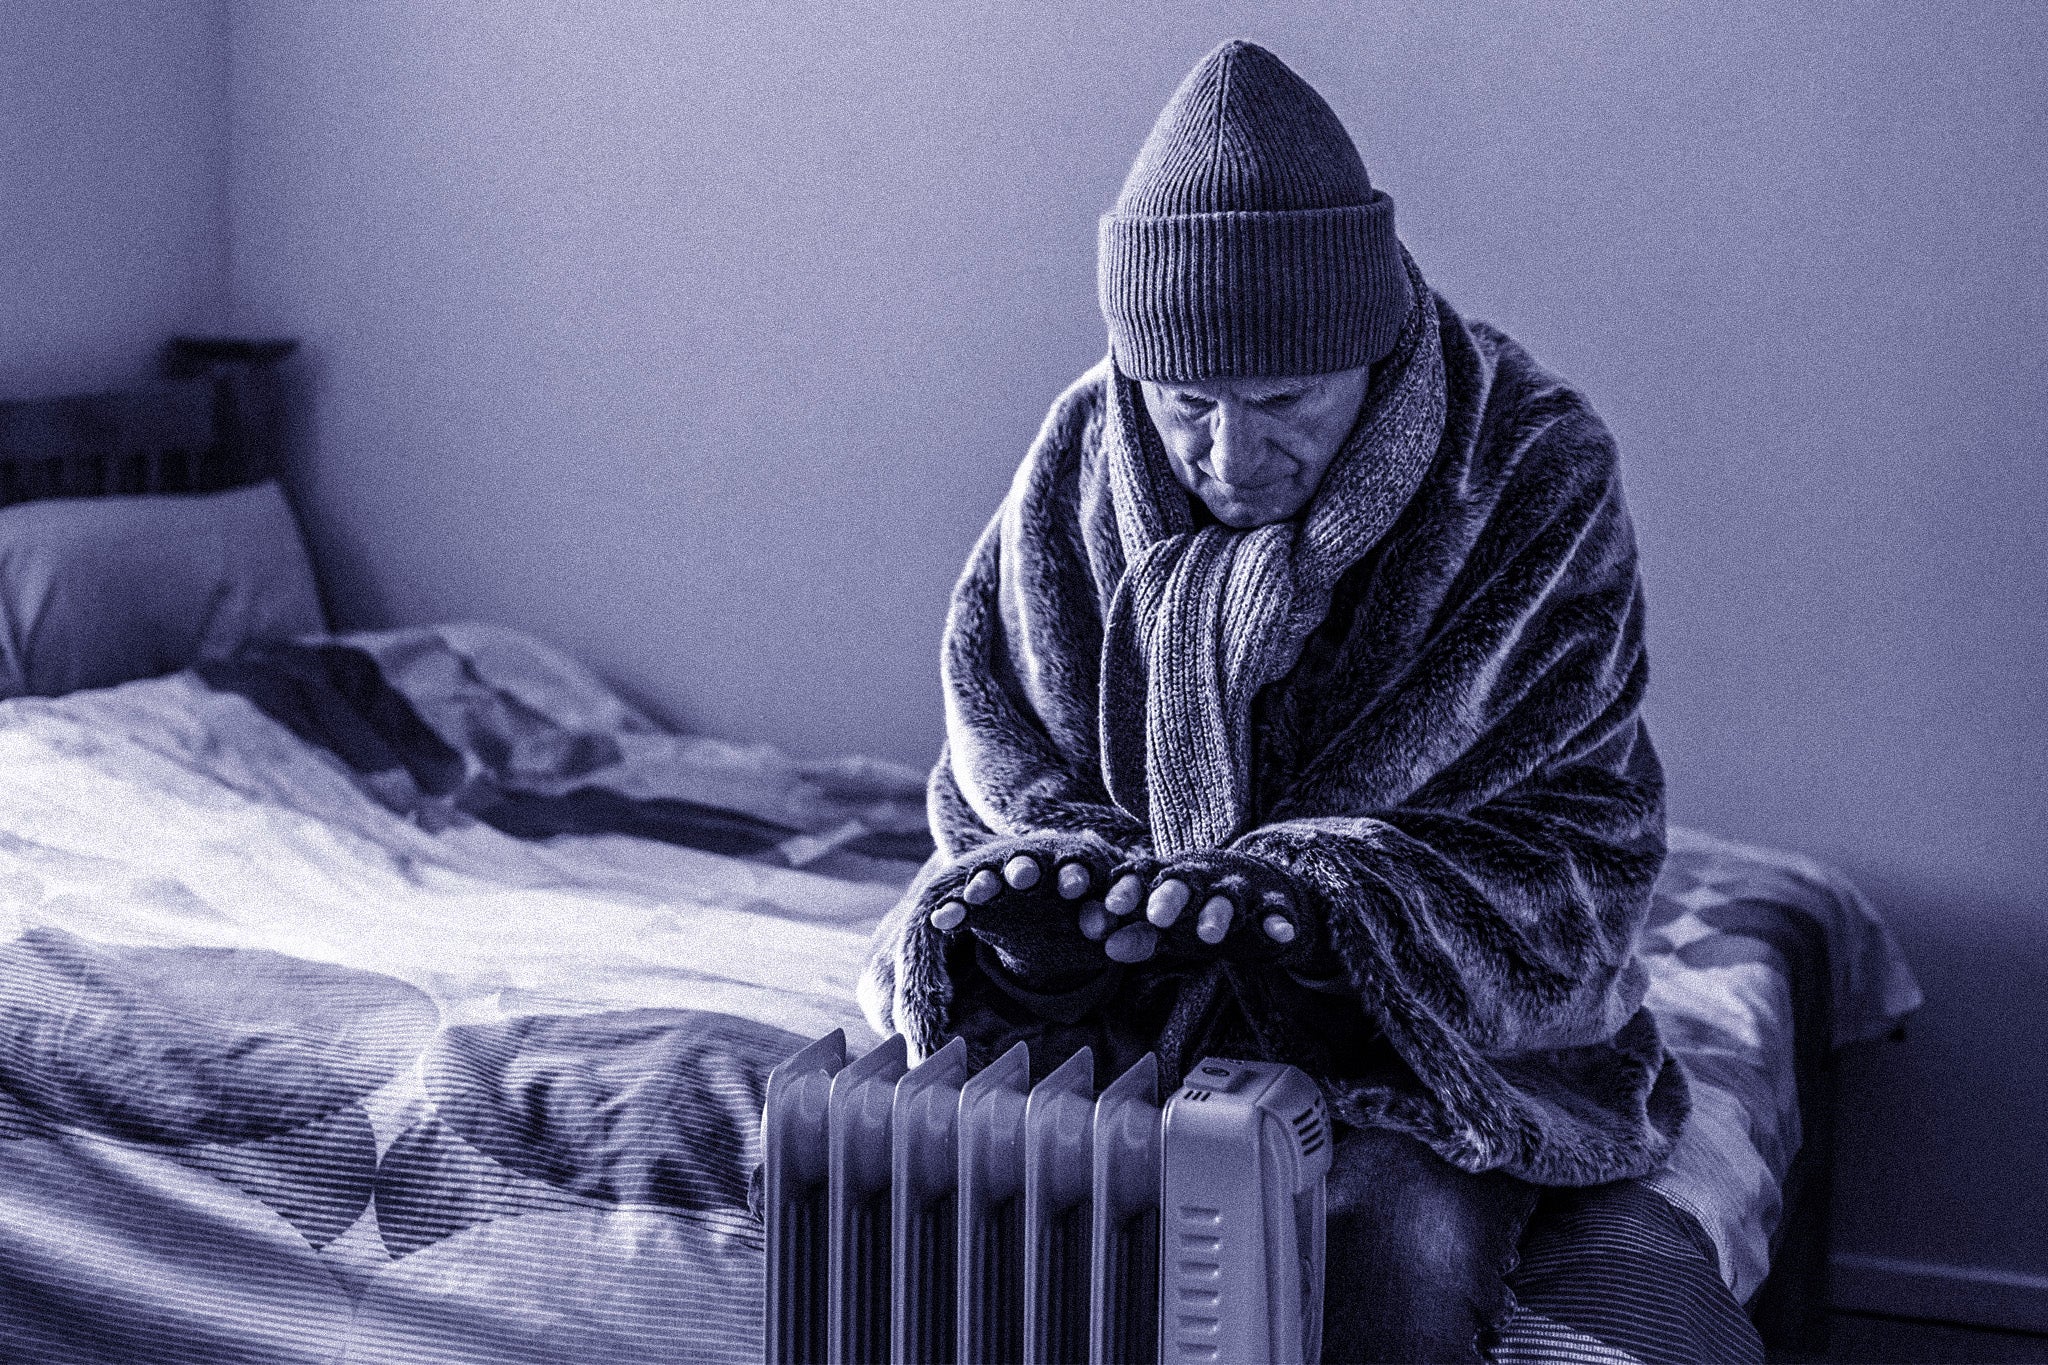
[1077,847,1321,971]
[922,831,1126,991]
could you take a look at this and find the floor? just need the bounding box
[1792,1311,2048,1363]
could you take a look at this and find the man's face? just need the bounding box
[1139,366,1372,528]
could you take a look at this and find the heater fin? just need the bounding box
[957,1041,1029,1363]
[891,1037,967,1364]
[764,1030,846,1365]
[1023,1048,1094,1364]
[828,1034,908,1364]
[1089,1054,1161,1365]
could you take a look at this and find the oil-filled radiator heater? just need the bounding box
[762,1030,1332,1364]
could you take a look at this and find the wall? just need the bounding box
[0,0,229,397]
[227,1,2048,1318]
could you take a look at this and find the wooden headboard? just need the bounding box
[0,337,298,510]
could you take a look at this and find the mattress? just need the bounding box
[0,623,1919,1363]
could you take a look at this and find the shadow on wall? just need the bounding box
[0,0,227,396]
[1831,873,2048,1291]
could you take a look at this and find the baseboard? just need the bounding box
[1832,1253,2048,1334]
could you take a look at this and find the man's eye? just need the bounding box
[1174,394,1216,413]
[1256,391,1303,409]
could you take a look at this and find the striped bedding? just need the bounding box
[0,623,1917,1363]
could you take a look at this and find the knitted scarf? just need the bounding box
[1095,264,1446,856]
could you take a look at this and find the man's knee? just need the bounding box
[1327,1126,1525,1263]
[1322,1127,1537,1364]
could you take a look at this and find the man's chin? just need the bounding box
[1206,491,1304,528]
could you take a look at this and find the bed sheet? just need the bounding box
[0,624,1919,1362]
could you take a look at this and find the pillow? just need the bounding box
[0,480,326,699]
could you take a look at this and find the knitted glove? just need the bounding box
[923,830,1125,992]
[1088,847,1324,971]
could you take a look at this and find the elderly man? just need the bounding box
[862,39,1687,1362]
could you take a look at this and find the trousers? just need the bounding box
[1320,1125,1539,1365]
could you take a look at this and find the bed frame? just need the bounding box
[1744,910,1841,1358]
[0,336,296,508]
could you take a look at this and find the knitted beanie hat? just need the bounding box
[1099,40,1413,381]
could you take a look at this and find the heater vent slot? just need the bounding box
[1100,1207,1160,1365]
[964,1197,1021,1361]
[1036,1201,1091,1362]
[843,1191,891,1364]
[770,1183,828,1362]
[1291,1101,1328,1158]
[903,1194,957,1363]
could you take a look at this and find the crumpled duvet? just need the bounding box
[0,624,1917,1362]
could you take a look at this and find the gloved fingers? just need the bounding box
[1092,854,1311,964]
[1115,859,1230,943]
[1104,921,1159,963]
[1256,887,1301,943]
[1075,900,1112,941]
[975,835,1121,904]
[924,871,1004,933]
[942,845,1058,921]
[1136,858,1309,956]
[1105,873,1146,918]
[1050,843,1127,901]
[1214,888,1312,964]
[926,858,1028,932]
[928,835,1127,940]
[1145,878,1192,927]
[1177,868,1263,944]
[1103,853,1160,920]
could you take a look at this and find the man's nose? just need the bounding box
[1208,405,1270,485]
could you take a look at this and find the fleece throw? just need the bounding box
[862,257,1687,1186]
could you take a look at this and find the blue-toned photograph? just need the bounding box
[0,4,2038,1362]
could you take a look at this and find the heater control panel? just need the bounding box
[1162,1057,1332,1364]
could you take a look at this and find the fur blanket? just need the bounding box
[861,257,1688,1185]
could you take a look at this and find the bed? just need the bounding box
[0,348,1921,1363]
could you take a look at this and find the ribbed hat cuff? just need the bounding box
[1097,195,1411,381]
